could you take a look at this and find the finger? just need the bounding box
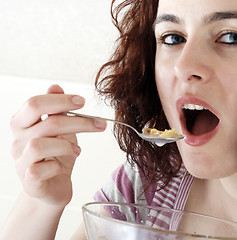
[11,132,78,160]
[27,114,107,138]
[25,159,63,182]
[47,84,65,94]
[16,137,81,178]
[46,85,66,119]
[11,94,85,129]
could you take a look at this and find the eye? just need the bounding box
[159,33,186,45]
[217,32,237,45]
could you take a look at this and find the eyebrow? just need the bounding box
[153,11,237,28]
[154,14,182,26]
[203,11,237,24]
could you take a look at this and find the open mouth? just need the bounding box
[182,104,220,136]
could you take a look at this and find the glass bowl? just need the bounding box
[82,202,237,240]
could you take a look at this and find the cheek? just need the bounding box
[155,54,174,99]
[216,53,237,92]
[155,53,176,112]
[217,65,237,121]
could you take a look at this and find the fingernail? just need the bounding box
[72,96,85,106]
[94,119,107,130]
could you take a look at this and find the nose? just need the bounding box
[174,40,214,83]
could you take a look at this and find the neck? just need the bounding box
[214,173,237,221]
[185,175,237,222]
[219,173,237,201]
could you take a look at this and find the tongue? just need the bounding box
[191,110,219,135]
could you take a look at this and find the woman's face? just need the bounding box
[155,0,237,178]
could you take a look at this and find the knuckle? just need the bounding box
[9,114,17,130]
[27,138,42,158]
[58,137,81,156]
[15,158,25,179]
[26,96,39,114]
[10,139,21,159]
[45,116,61,134]
[26,165,41,181]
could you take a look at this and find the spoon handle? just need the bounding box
[65,111,139,134]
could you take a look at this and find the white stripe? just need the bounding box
[123,163,147,204]
[173,172,194,210]
[123,163,149,222]
[153,189,176,206]
[153,195,174,208]
[102,175,126,203]
[146,210,171,229]
[166,182,180,195]
[101,175,136,222]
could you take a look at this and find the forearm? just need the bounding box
[0,191,65,240]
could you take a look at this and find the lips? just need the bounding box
[177,96,220,146]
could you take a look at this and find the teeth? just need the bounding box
[182,104,208,110]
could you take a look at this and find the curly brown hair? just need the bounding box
[95,0,182,190]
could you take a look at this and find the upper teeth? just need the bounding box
[182,104,207,110]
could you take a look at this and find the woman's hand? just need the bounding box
[10,84,107,208]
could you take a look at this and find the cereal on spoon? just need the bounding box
[142,128,183,138]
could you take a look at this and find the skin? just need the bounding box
[155,0,237,221]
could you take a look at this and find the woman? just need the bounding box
[1,0,237,239]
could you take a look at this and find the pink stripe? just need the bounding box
[170,213,182,231]
[146,165,194,232]
[154,193,176,207]
[94,189,113,202]
[158,178,180,191]
[180,175,193,209]
[104,205,127,221]
[159,184,178,197]
[162,185,178,197]
[169,185,179,193]
[152,173,183,209]
[174,173,193,210]
[170,173,194,231]
[169,178,182,186]
[146,217,170,230]
[138,167,157,205]
[159,189,176,201]
[179,183,189,209]
[175,181,187,209]
[154,195,174,208]
[112,165,135,203]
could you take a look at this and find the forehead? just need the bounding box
[157,0,237,18]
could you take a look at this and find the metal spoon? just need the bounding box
[66,111,184,146]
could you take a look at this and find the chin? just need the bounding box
[177,141,221,178]
[178,142,237,179]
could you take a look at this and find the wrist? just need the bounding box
[20,191,67,215]
[0,191,67,240]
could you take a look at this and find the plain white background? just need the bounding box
[0,0,118,84]
[0,1,125,239]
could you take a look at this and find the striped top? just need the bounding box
[94,162,194,230]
